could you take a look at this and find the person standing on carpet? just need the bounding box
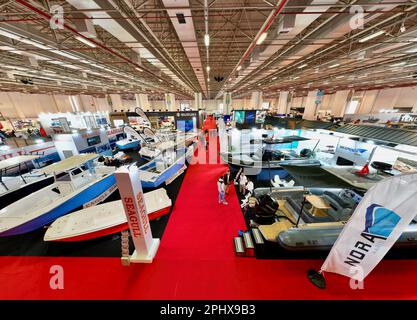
[246,179,254,197]
[217,177,228,205]
[222,169,231,195]
[239,172,247,194]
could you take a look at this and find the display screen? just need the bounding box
[233,111,245,124]
[177,119,194,132]
[256,111,266,123]
[245,111,256,124]
[86,135,101,146]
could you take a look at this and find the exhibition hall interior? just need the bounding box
[2,0,417,302]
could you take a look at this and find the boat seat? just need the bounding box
[285,196,336,223]
[155,161,166,172]
[323,191,350,208]
[283,197,306,223]
[271,175,285,188]
[58,183,73,197]
[285,180,295,187]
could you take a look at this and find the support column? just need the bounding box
[194,92,203,110]
[331,90,350,117]
[164,93,176,111]
[303,91,320,120]
[109,94,124,111]
[250,91,263,109]
[277,91,289,114]
[135,94,149,111]
[69,95,86,112]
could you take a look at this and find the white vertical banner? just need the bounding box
[321,173,417,280]
[165,93,176,111]
[194,92,203,109]
[115,166,160,263]
[251,91,263,109]
[223,92,232,114]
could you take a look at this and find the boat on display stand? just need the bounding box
[0,155,57,209]
[0,153,116,237]
[115,126,145,151]
[139,130,197,160]
[44,188,172,242]
[138,146,189,188]
[250,186,417,251]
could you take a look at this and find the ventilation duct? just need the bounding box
[73,13,97,38]
[276,14,296,35]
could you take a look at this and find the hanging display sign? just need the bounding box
[321,172,417,281]
[315,89,324,105]
[115,166,160,263]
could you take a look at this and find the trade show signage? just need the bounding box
[115,166,160,263]
[321,172,417,281]
[335,139,373,166]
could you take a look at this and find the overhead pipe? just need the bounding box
[14,0,193,98]
[4,2,417,14]
[204,0,210,98]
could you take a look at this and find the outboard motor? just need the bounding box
[254,194,279,225]
[300,148,312,158]
[262,150,274,161]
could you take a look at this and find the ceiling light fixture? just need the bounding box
[237,65,242,71]
[358,30,385,43]
[136,67,143,72]
[206,66,210,72]
[329,63,340,68]
[256,32,268,45]
[406,47,417,53]
[298,64,308,69]
[204,34,210,47]
[75,36,96,48]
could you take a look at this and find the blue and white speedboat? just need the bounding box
[116,126,145,151]
[0,154,115,236]
[138,147,188,188]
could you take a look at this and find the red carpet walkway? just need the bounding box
[1,149,417,299]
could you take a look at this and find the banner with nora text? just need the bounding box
[321,172,417,281]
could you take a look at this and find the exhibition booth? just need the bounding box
[1,109,417,299]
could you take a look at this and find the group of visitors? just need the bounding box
[238,172,254,197]
[217,170,255,205]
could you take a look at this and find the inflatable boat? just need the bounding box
[253,187,417,250]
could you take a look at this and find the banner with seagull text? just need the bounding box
[321,172,417,281]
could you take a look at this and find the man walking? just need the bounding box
[239,172,247,194]
[217,177,228,205]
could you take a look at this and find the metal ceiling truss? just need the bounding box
[0,0,416,100]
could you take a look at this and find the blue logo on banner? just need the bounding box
[364,204,401,239]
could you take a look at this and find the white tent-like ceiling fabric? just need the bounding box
[0,0,416,100]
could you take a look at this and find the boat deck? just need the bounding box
[258,200,295,242]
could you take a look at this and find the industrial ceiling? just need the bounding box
[0,0,417,100]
